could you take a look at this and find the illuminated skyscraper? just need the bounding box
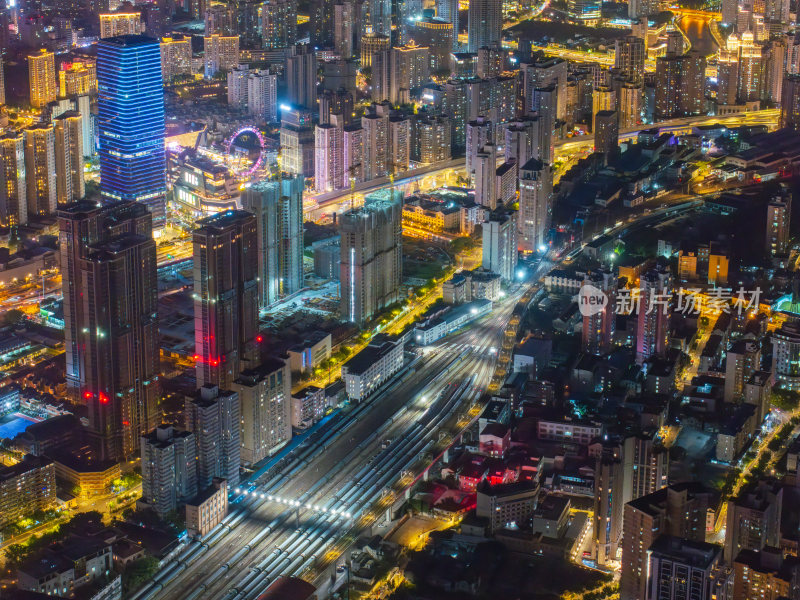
[581,269,617,355]
[241,173,305,308]
[204,34,240,77]
[523,56,568,121]
[635,265,672,364]
[654,52,706,119]
[620,483,715,600]
[247,70,278,122]
[466,116,493,186]
[361,33,391,68]
[285,44,317,109]
[482,209,518,281]
[518,157,551,253]
[159,35,192,82]
[233,358,292,465]
[314,122,344,192]
[99,12,144,38]
[473,143,497,209]
[467,0,501,52]
[0,132,27,228]
[193,210,259,390]
[260,0,297,49]
[280,107,315,177]
[362,102,390,181]
[28,50,56,108]
[24,124,57,219]
[339,190,402,325]
[415,114,450,165]
[617,81,642,128]
[54,111,85,204]
[592,86,616,131]
[614,35,645,86]
[58,59,97,97]
[98,35,166,227]
[389,43,430,105]
[185,385,241,488]
[766,194,791,257]
[368,0,391,36]
[737,31,762,102]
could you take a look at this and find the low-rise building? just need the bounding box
[291,385,327,429]
[537,416,602,446]
[443,273,467,304]
[543,269,584,293]
[464,268,502,301]
[342,334,404,401]
[414,299,492,345]
[476,479,540,533]
[186,478,228,538]
[17,536,115,598]
[287,331,332,374]
[0,454,56,528]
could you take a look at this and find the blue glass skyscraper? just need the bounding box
[97,35,166,228]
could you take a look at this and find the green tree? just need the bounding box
[2,309,26,327]
[122,556,160,594]
[771,386,800,411]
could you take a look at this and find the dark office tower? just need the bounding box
[593,438,632,566]
[241,173,305,309]
[594,109,619,163]
[59,201,154,406]
[781,74,800,130]
[581,269,616,355]
[339,190,402,325]
[285,44,317,110]
[261,0,297,49]
[310,0,335,47]
[59,202,157,462]
[654,52,706,120]
[646,537,721,600]
[614,35,645,86]
[81,230,159,461]
[636,265,672,364]
[97,35,166,228]
[193,211,259,390]
[467,0,501,52]
[319,88,354,125]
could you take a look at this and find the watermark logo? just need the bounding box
[578,286,762,316]
[579,284,608,317]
